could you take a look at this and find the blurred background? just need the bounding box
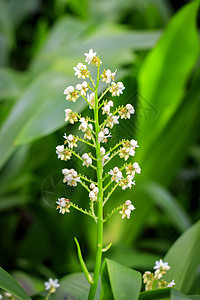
[0,0,199,296]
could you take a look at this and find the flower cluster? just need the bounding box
[119,200,135,219]
[89,183,99,201]
[143,259,175,291]
[56,198,71,214]
[62,168,81,186]
[56,48,141,223]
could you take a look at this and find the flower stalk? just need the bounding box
[56,49,141,300]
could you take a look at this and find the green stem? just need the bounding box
[88,62,103,300]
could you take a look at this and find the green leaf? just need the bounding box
[115,0,200,245]
[139,182,192,233]
[50,273,101,300]
[100,258,141,300]
[164,220,200,294]
[138,288,200,300]
[171,289,200,300]
[0,68,27,100]
[0,266,31,300]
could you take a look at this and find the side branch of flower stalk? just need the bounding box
[82,94,93,107]
[98,85,111,102]
[104,149,120,166]
[68,148,96,170]
[77,136,95,148]
[103,182,119,206]
[100,106,122,129]
[70,203,97,221]
[80,174,97,185]
[79,180,90,193]
[74,238,94,284]
[103,204,123,222]
[105,140,124,156]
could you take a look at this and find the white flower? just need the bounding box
[84,49,97,64]
[98,128,111,143]
[101,69,117,84]
[110,81,125,96]
[84,123,93,140]
[73,63,89,79]
[100,147,110,164]
[154,259,170,271]
[119,104,135,119]
[62,168,81,186]
[56,198,70,214]
[82,153,92,167]
[102,101,113,115]
[119,175,135,190]
[120,200,135,219]
[63,133,78,149]
[133,162,141,174]
[76,81,88,96]
[79,117,88,132]
[167,279,175,287]
[89,184,99,201]
[4,293,12,298]
[56,145,65,160]
[44,278,60,292]
[109,167,123,183]
[64,109,78,124]
[64,86,79,102]
[0,295,2,299]
[87,92,95,109]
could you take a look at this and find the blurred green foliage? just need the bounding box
[0,0,199,297]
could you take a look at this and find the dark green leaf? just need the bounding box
[164,220,200,294]
[100,258,141,300]
[0,266,31,300]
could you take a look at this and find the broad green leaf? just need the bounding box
[0,68,27,100]
[164,220,200,294]
[171,289,200,300]
[0,72,84,169]
[137,0,199,163]
[114,0,200,245]
[50,273,101,300]
[139,182,191,233]
[100,258,141,300]
[0,266,31,300]
[139,288,200,300]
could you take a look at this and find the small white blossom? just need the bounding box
[44,278,60,292]
[102,100,113,115]
[56,198,71,214]
[84,49,97,64]
[154,259,170,271]
[73,63,89,79]
[119,139,139,160]
[89,183,99,201]
[167,279,175,288]
[64,86,79,102]
[62,168,81,186]
[119,104,134,119]
[106,114,120,128]
[4,293,12,298]
[76,81,88,96]
[120,200,135,219]
[101,69,117,84]
[110,81,125,96]
[87,92,95,109]
[133,162,141,174]
[56,145,65,160]
[119,175,135,190]
[82,153,92,167]
[79,117,88,132]
[63,133,78,149]
[0,295,2,299]
[98,128,111,143]
[109,167,123,183]
[100,147,110,164]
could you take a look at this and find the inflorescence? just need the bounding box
[55,49,141,222]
